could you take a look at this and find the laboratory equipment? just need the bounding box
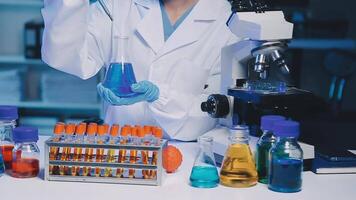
[59,123,76,175]
[268,121,303,193]
[200,0,317,162]
[11,126,40,178]
[220,125,257,188]
[72,123,86,176]
[0,106,18,170]
[256,115,285,184]
[150,127,163,178]
[189,136,219,188]
[24,19,44,59]
[45,123,167,186]
[49,122,65,175]
[162,145,183,173]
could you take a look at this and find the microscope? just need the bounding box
[201,0,316,163]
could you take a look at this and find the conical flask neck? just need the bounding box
[117,36,130,63]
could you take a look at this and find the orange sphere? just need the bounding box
[162,145,183,173]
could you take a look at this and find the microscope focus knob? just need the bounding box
[201,94,230,118]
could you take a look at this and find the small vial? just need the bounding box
[128,127,138,178]
[116,126,130,177]
[59,123,76,175]
[83,123,97,176]
[11,126,40,178]
[0,106,18,170]
[268,121,303,193]
[95,125,107,177]
[49,122,65,175]
[220,125,258,188]
[105,124,119,177]
[137,126,149,179]
[71,123,86,176]
[256,115,285,184]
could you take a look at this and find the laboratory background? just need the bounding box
[0,0,356,199]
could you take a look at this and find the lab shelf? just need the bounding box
[0,0,43,7]
[0,101,101,110]
[0,55,46,65]
[290,39,356,50]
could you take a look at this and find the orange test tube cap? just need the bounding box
[110,124,120,137]
[131,127,138,137]
[137,126,145,138]
[97,125,107,136]
[76,123,86,135]
[87,123,97,136]
[144,125,152,134]
[121,126,131,137]
[65,123,76,135]
[53,122,65,135]
[153,127,163,139]
[103,123,110,133]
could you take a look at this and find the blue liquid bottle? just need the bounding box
[268,121,303,193]
[103,36,138,97]
[189,136,219,188]
[0,152,5,176]
[256,115,285,184]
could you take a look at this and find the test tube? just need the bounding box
[137,126,149,179]
[49,122,65,175]
[83,123,97,176]
[149,127,163,178]
[71,123,86,176]
[95,125,107,177]
[104,124,120,177]
[128,127,138,178]
[59,123,76,175]
[116,126,131,177]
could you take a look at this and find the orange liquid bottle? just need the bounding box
[71,123,86,176]
[105,124,119,177]
[83,123,97,176]
[49,122,65,175]
[95,125,107,177]
[59,123,76,175]
[128,127,138,178]
[116,126,130,177]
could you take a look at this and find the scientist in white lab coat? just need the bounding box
[41,0,236,141]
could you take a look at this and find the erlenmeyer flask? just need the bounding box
[103,36,138,97]
[189,135,219,188]
[220,125,258,188]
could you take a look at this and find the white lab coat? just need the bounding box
[41,0,236,141]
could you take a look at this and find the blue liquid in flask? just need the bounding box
[103,62,138,97]
[268,158,302,193]
[189,166,219,188]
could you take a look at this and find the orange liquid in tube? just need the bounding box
[59,123,76,175]
[83,123,97,176]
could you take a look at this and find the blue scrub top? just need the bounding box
[159,0,195,41]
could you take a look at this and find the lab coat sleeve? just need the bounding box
[148,49,235,141]
[41,0,110,80]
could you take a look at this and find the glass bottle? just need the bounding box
[0,106,18,170]
[268,121,303,193]
[103,36,138,97]
[0,152,4,176]
[189,135,219,188]
[256,115,285,184]
[220,125,258,188]
[11,126,40,178]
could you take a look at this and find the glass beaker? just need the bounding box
[189,136,219,188]
[220,125,258,188]
[103,36,138,97]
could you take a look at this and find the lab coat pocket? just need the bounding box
[168,59,210,96]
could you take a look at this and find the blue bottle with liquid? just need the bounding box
[268,121,303,193]
[0,152,4,176]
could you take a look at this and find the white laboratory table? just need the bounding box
[1,136,356,200]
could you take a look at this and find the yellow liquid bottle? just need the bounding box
[220,125,258,188]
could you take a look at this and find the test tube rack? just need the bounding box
[44,137,167,186]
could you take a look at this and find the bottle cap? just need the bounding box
[136,126,145,138]
[274,121,300,138]
[131,127,138,137]
[97,125,107,136]
[65,123,76,135]
[103,124,110,133]
[260,115,285,131]
[87,123,97,136]
[153,127,163,139]
[76,123,86,135]
[230,125,249,137]
[53,122,65,135]
[144,126,152,135]
[13,126,39,142]
[0,106,18,120]
[121,126,131,137]
[110,124,120,137]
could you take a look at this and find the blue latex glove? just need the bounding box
[97,81,159,106]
